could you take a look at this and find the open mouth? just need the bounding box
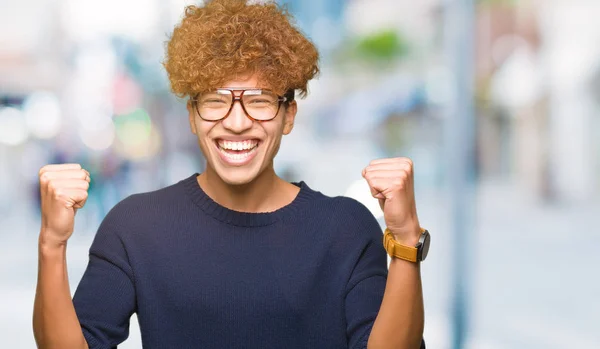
[214,139,261,164]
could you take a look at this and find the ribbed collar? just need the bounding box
[181,173,316,227]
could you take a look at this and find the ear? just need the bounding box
[187,100,197,135]
[282,100,297,135]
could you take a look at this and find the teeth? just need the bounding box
[219,146,258,162]
[218,140,258,151]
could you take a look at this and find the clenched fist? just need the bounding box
[38,163,90,247]
[362,157,421,245]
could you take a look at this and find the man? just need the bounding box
[33,1,428,348]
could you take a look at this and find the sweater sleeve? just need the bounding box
[343,201,388,349]
[72,208,137,349]
[343,199,426,349]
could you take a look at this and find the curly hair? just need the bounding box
[163,0,320,99]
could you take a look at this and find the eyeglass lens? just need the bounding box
[195,89,281,121]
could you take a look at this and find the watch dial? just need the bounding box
[420,232,431,260]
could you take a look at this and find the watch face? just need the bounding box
[418,230,431,261]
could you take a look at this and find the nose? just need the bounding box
[221,99,253,133]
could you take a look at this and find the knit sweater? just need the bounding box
[72,173,406,349]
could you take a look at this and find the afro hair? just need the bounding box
[163,0,320,99]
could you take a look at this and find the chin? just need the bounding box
[213,165,262,186]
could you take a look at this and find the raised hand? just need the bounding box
[362,157,421,245]
[38,163,91,247]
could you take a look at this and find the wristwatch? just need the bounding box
[383,228,431,263]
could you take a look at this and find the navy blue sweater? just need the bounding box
[73,173,394,348]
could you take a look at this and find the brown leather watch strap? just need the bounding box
[382,228,419,262]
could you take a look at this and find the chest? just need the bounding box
[137,229,340,322]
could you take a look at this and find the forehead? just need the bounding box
[220,73,261,89]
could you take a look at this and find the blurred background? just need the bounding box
[1,0,599,348]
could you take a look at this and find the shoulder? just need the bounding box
[300,181,374,217]
[333,195,377,221]
[99,177,188,232]
[332,195,381,238]
[302,183,382,240]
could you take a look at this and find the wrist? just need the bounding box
[383,226,431,263]
[38,230,68,252]
[388,225,422,246]
[389,255,421,269]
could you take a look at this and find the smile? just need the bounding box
[214,139,260,166]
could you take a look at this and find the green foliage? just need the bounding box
[354,29,409,62]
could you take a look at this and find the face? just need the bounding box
[187,74,297,186]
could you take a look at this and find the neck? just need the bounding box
[197,165,298,213]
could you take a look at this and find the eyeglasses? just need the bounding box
[191,88,292,122]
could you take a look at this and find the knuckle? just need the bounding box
[53,189,63,200]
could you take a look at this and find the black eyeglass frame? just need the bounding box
[190,88,295,122]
